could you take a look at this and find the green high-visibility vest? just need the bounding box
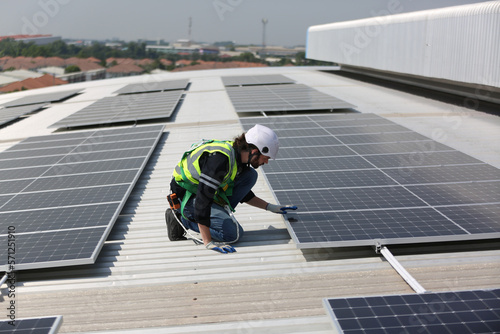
[172,140,238,216]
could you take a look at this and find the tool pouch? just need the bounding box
[167,193,181,210]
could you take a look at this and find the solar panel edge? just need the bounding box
[258,166,304,246]
[289,226,500,249]
[87,124,165,266]
[113,78,189,95]
[49,315,63,334]
[323,287,500,305]
[322,298,344,334]
[12,254,96,271]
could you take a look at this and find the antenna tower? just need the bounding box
[262,18,268,56]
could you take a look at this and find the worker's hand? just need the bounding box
[206,241,236,254]
[266,203,298,214]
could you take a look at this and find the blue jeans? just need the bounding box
[180,168,257,243]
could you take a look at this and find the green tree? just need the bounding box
[65,65,81,73]
[236,52,259,63]
[295,51,306,66]
[48,40,69,57]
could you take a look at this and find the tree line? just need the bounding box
[0,38,332,68]
[0,39,158,66]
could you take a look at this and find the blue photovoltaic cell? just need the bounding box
[382,164,500,185]
[0,204,117,233]
[242,113,500,248]
[265,170,396,190]
[348,141,453,155]
[324,289,500,334]
[279,136,343,147]
[274,186,427,212]
[323,124,410,135]
[277,145,355,159]
[0,125,164,271]
[363,151,483,168]
[264,156,374,173]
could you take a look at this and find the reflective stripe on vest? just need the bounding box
[173,140,238,197]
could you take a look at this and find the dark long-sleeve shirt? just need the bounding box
[171,150,255,227]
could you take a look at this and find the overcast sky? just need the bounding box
[0,0,488,46]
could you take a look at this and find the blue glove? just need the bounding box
[206,241,236,254]
[266,203,298,214]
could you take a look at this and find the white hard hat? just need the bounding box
[245,124,279,159]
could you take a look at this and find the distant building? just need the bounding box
[145,45,177,54]
[105,42,123,49]
[146,40,219,55]
[0,73,67,93]
[235,46,304,57]
[306,2,500,101]
[37,66,106,83]
[199,47,220,55]
[0,34,61,45]
[0,69,43,87]
[106,63,145,78]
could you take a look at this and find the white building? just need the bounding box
[306,1,500,104]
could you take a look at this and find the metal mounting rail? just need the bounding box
[0,273,8,288]
[376,244,427,294]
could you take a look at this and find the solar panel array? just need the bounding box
[324,288,500,334]
[0,125,164,271]
[241,113,500,248]
[227,84,354,113]
[0,316,63,334]
[221,74,295,86]
[0,103,48,127]
[50,91,182,128]
[1,89,81,108]
[113,78,189,95]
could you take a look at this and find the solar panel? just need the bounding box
[242,113,500,248]
[1,89,81,107]
[113,78,189,94]
[324,288,500,334]
[0,103,48,127]
[227,84,354,113]
[0,125,164,271]
[221,74,295,86]
[50,91,182,128]
[0,315,62,334]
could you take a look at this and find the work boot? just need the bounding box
[165,208,187,241]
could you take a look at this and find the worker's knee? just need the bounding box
[219,217,244,243]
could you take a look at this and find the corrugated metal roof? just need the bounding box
[1,66,499,333]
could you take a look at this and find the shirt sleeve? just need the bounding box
[240,190,255,203]
[194,152,229,227]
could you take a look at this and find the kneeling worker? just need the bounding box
[166,124,297,253]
